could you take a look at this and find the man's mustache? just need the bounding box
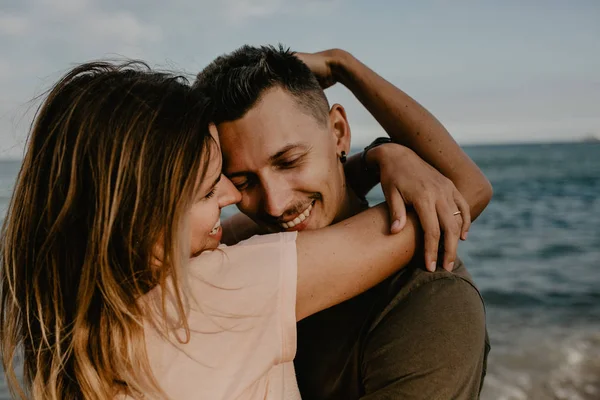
[259,193,322,224]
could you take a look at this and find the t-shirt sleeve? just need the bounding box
[185,231,298,364]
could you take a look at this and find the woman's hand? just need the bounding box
[295,49,346,89]
[367,143,471,272]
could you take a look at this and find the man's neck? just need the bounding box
[332,186,369,225]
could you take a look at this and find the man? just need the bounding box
[195,45,492,399]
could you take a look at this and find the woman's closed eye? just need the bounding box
[204,187,216,199]
[198,175,221,201]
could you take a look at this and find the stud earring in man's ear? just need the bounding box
[339,151,347,164]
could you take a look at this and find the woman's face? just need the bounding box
[189,126,241,255]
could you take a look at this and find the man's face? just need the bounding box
[217,87,350,232]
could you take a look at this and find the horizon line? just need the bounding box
[1,138,597,162]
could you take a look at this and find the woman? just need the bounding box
[0,62,422,399]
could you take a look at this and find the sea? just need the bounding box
[0,142,599,400]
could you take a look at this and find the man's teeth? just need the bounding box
[281,203,313,229]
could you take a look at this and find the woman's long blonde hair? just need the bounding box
[0,61,214,399]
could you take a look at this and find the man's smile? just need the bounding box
[280,200,315,231]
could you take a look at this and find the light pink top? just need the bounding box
[133,232,300,400]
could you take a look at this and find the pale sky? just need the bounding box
[1,0,599,158]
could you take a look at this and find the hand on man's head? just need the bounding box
[295,49,347,90]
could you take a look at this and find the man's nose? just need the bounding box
[261,177,291,218]
[218,175,242,208]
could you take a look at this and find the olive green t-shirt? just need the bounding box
[294,257,490,400]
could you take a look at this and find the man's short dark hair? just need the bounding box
[194,44,330,125]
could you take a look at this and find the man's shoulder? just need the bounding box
[368,258,485,331]
[386,257,481,301]
[362,258,489,399]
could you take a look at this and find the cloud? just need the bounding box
[0,0,598,157]
[83,10,163,56]
[223,0,283,23]
[0,12,30,36]
[221,0,341,24]
[0,0,168,157]
[0,60,12,76]
[1,1,163,47]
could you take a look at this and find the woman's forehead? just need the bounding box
[195,142,223,193]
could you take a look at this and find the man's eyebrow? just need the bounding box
[268,143,310,163]
[225,143,310,179]
[226,171,248,179]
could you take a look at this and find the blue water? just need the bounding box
[1,142,599,399]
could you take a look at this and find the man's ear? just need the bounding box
[328,104,351,155]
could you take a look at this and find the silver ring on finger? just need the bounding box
[453,211,462,216]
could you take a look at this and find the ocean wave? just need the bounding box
[482,330,600,400]
[481,288,600,309]
[538,243,585,259]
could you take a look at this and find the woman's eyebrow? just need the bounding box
[211,174,221,188]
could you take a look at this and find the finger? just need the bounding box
[437,202,461,272]
[382,184,407,234]
[454,192,472,240]
[294,52,309,61]
[413,200,441,272]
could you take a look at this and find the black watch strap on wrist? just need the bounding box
[360,137,393,174]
